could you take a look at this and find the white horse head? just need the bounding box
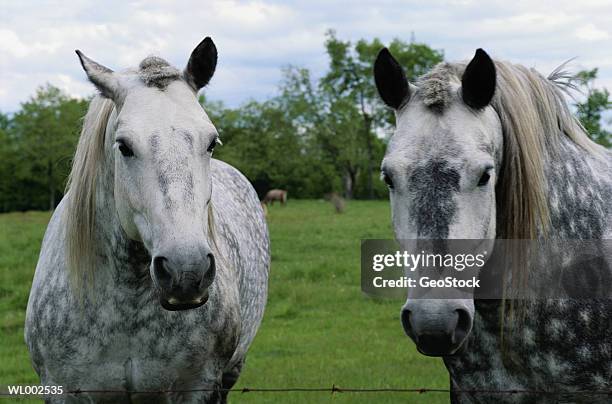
[69,38,220,310]
[377,49,502,241]
[374,49,501,355]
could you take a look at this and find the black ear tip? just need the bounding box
[199,36,216,50]
[474,48,492,62]
[375,48,395,72]
[376,47,391,62]
[75,50,87,69]
[195,37,217,62]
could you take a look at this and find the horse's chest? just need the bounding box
[36,287,240,391]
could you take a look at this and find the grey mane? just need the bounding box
[138,56,181,89]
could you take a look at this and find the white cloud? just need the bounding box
[0,29,30,58]
[0,0,611,112]
[209,1,294,29]
[574,24,610,41]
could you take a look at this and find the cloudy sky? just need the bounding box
[1,0,611,112]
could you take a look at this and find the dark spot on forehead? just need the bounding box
[183,173,194,203]
[150,133,160,154]
[172,127,193,151]
[408,160,460,237]
[138,56,181,89]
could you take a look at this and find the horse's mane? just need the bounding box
[491,61,603,239]
[64,96,115,288]
[421,60,603,239]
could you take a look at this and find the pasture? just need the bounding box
[0,200,448,403]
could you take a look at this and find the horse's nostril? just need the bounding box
[400,307,415,339]
[201,253,216,288]
[153,256,173,289]
[454,308,471,343]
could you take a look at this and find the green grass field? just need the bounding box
[0,200,448,403]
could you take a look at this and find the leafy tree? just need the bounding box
[276,67,344,195]
[202,32,444,200]
[318,30,443,198]
[0,112,19,211]
[201,93,334,199]
[6,85,88,211]
[574,69,611,147]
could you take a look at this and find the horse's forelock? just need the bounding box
[415,63,461,112]
[138,56,181,89]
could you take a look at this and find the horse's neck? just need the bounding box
[543,137,611,239]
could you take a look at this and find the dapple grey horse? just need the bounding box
[25,37,269,403]
[375,48,611,402]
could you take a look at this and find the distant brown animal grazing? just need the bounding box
[262,189,287,206]
[324,192,345,214]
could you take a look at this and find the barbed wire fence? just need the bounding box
[2,385,612,398]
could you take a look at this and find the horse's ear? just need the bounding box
[374,48,410,109]
[184,37,218,91]
[76,50,122,101]
[461,49,496,109]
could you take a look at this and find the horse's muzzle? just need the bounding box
[401,300,473,356]
[152,253,216,311]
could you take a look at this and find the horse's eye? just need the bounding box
[117,141,134,157]
[478,170,491,186]
[382,171,394,189]
[207,138,217,153]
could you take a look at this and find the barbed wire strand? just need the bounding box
[2,386,612,397]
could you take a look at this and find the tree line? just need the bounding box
[0,31,610,212]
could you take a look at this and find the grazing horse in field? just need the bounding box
[374,48,611,403]
[25,38,270,403]
[324,192,345,214]
[262,189,287,206]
